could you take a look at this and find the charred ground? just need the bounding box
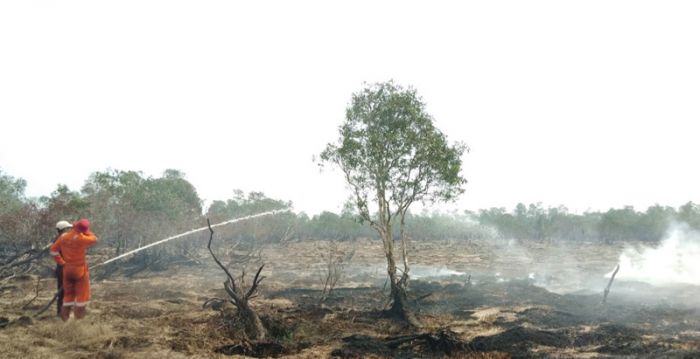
[1,238,700,358]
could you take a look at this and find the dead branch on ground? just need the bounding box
[412,292,433,305]
[21,277,41,309]
[33,289,62,317]
[0,245,48,282]
[385,329,468,354]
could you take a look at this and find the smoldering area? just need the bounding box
[3,220,700,358]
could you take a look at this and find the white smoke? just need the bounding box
[411,265,465,279]
[614,223,700,286]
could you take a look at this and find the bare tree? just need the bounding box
[317,241,354,304]
[207,219,267,340]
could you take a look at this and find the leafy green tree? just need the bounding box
[81,169,203,259]
[132,170,202,225]
[320,81,467,325]
[0,169,39,248]
[302,211,370,241]
[404,210,489,241]
[81,169,144,253]
[638,205,675,242]
[0,168,27,216]
[37,184,90,238]
[206,190,294,246]
[207,190,290,221]
[599,206,640,243]
[678,202,700,229]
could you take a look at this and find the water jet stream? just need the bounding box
[91,209,288,269]
[34,210,289,317]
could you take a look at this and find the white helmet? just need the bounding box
[56,220,72,230]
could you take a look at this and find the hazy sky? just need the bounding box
[1,1,698,215]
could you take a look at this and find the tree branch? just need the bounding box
[207,218,239,296]
[245,264,265,299]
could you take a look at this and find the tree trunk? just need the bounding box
[380,225,421,328]
[399,209,410,285]
[238,300,267,340]
[388,276,421,327]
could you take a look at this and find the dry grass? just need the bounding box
[470,307,517,324]
[1,239,698,358]
[0,318,119,358]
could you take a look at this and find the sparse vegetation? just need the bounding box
[2,81,700,357]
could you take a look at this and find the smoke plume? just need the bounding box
[614,222,700,286]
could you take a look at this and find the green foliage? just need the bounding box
[319,81,468,319]
[320,81,467,226]
[0,169,38,247]
[478,203,572,242]
[677,202,700,229]
[37,184,90,235]
[2,163,699,259]
[132,172,202,222]
[479,202,684,243]
[206,190,294,245]
[206,190,290,221]
[404,211,491,241]
[80,169,203,255]
[0,168,27,214]
[599,205,674,243]
[299,211,372,240]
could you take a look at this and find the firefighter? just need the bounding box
[53,220,73,315]
[49,218,97,321]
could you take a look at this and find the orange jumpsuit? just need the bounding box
[50,229,97,307]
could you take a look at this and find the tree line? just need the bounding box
[476,202,700,243]
[1,167,699,256]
